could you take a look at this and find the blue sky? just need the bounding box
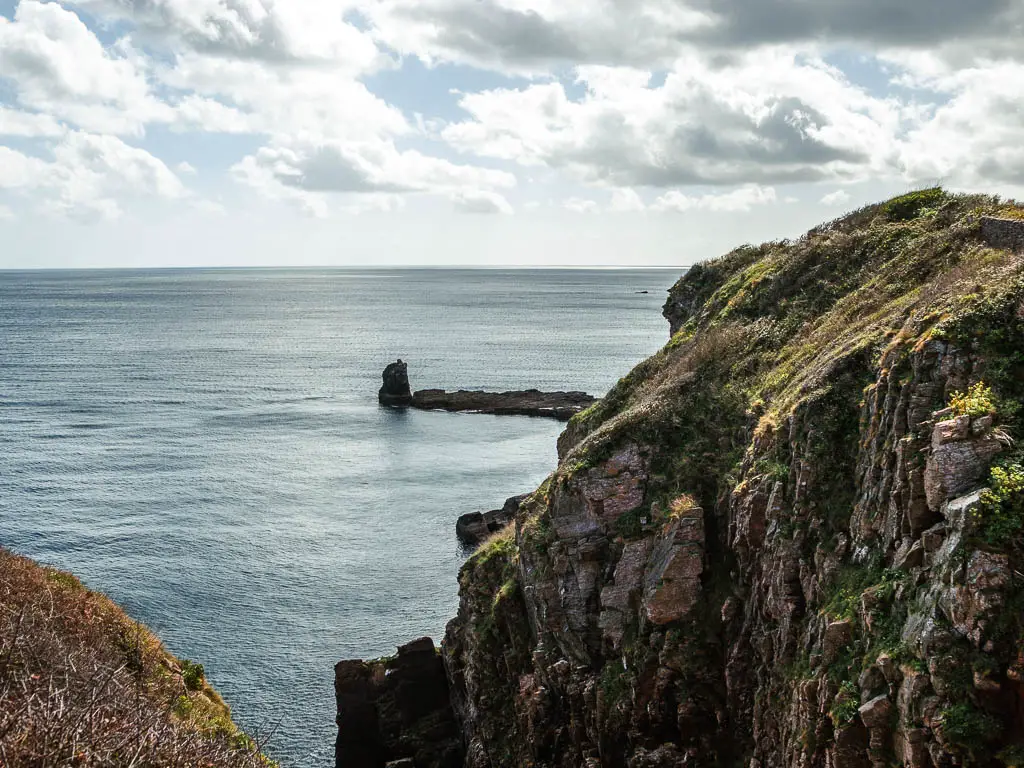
[0,0,1022,267]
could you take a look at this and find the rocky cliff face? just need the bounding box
[438,191,1024,768]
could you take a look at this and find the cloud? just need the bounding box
[159,52,408,142]
[363,0,1020,72]
[0,132,186,220]
[176,161,197,175]
[0,106,65,137]
[0,1,169,135]
[232,139,516,213]
[820,189,851,206]
[564,197,599,213]
[609,188,645,212]
[451,189,513,214]
[444,51,902,187]
[652,184,777,212]
[66,0,381,69]
[893,59,1024,188]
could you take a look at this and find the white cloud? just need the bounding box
[231,138,515,214]
[444,51,904,187]
[0,1,170,135]
[159,53,408,142]
[0,107,65,137]
[0,132,186,220]
[609,188,645,212]
[564,197,599,213]
[176,161,197,175]
[66,0,382,70]
[174,95,253,134]
[451,189,513,214]
[0,204,14,220]
[820,189,851,205]
[652,184,777,213]
[362,0,1021,73]
[893,59,1024,188]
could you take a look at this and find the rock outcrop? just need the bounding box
[456,494,530,547]
[981,215,1024,254]
[344,191,1024,768]
[377,361,597,420]
[380,359,414,406]
[335,637,463,768]
[411,389,595,421]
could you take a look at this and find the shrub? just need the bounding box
[884,187,946,221]
[941,703,1001,753]
[829,681,860,726]
[949,382,996,417]
[0,548,273,767]
[182,659,206,691]
[975,462,1024,547]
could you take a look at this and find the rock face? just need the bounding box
[411,388,595,421]
[379,359,414,406]
[343,192,1024,768]
[335,637,463,768]
[981,215,1024,253]
[456,494,530,547]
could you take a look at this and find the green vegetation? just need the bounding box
[829,681,860,726]
[182,658,206,691]
[821,563,904,621]
[975,461,1024,547]
[599,658,630,706]
[473,525,517,568]
[949,382,996,417]
[941,703,1001,756]
[884,187,946,221]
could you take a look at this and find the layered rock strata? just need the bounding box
[345,191,1024,768]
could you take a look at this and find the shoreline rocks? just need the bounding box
[335,637,463,768]
[411,388,595,421]
[455,493,530,547]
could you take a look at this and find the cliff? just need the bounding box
[434,190,1024,768]
[0,548,274,767]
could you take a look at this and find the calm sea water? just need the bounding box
[0,268,679,766]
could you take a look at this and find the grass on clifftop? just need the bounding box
[0,548,275,767]
[565,189,1024,471]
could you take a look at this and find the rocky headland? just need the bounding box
[340,191,1024,768]
[378,359,597,420]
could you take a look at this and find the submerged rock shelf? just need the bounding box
[378,359,597,420]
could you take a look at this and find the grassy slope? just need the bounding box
[0,547,275,767]
[565,190,1024,493]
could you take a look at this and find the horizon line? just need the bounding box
[0,264,693,272]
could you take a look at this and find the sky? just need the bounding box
[0,0,1022,268]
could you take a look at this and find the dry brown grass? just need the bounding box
[0,548,275,768]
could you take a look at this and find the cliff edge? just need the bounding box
[341,190,1024,768]
[0,548,274,767]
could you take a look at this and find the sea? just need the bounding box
[0,268,681,766]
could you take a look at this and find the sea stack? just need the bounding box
[378,359,413,406]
